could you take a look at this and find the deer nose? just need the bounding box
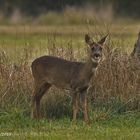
[94,54,100,58]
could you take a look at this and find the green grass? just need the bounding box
[0,112,140,140]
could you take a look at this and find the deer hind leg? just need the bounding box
[80,90,89,122]
[72,91,78,121]
[31,82,51,119]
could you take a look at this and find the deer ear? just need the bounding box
[131,43,136,56]
[137,32,140,44]
[138,32,140,37]
[85,34,94,46]
[98,34,108,46]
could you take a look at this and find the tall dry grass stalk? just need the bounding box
[0,36,139,118]
[0,50,33,110]
[92,45,140,111]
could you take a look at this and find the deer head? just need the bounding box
[85,34,108,63]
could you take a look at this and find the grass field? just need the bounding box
[0,21,140,139]
[0,113,140,140]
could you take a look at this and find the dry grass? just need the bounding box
[92,45,140,112]
[0,50,32,110]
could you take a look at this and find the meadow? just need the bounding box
[0,21,140,139]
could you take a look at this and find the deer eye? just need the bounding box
[99,47,102,50]
[91,47,95,51]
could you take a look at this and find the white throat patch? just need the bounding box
[91,58,100,63]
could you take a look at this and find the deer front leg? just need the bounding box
[80,90,89,122]
[31,93,41,119]
[72,92,78,121]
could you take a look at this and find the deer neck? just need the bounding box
[81,57,98,81]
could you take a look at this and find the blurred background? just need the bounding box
[0,0,140,25]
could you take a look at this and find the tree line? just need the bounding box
[0,0,140,17]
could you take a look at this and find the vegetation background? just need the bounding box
[0,0,140,139]
[0,0,140,17]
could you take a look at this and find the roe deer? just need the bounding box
[131,32,140,61]
[31,34,108,122]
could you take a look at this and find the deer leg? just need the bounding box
[80,90,89,122]
[31,86,38,119]
[31,83,51,119]
[72,92,78,121]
